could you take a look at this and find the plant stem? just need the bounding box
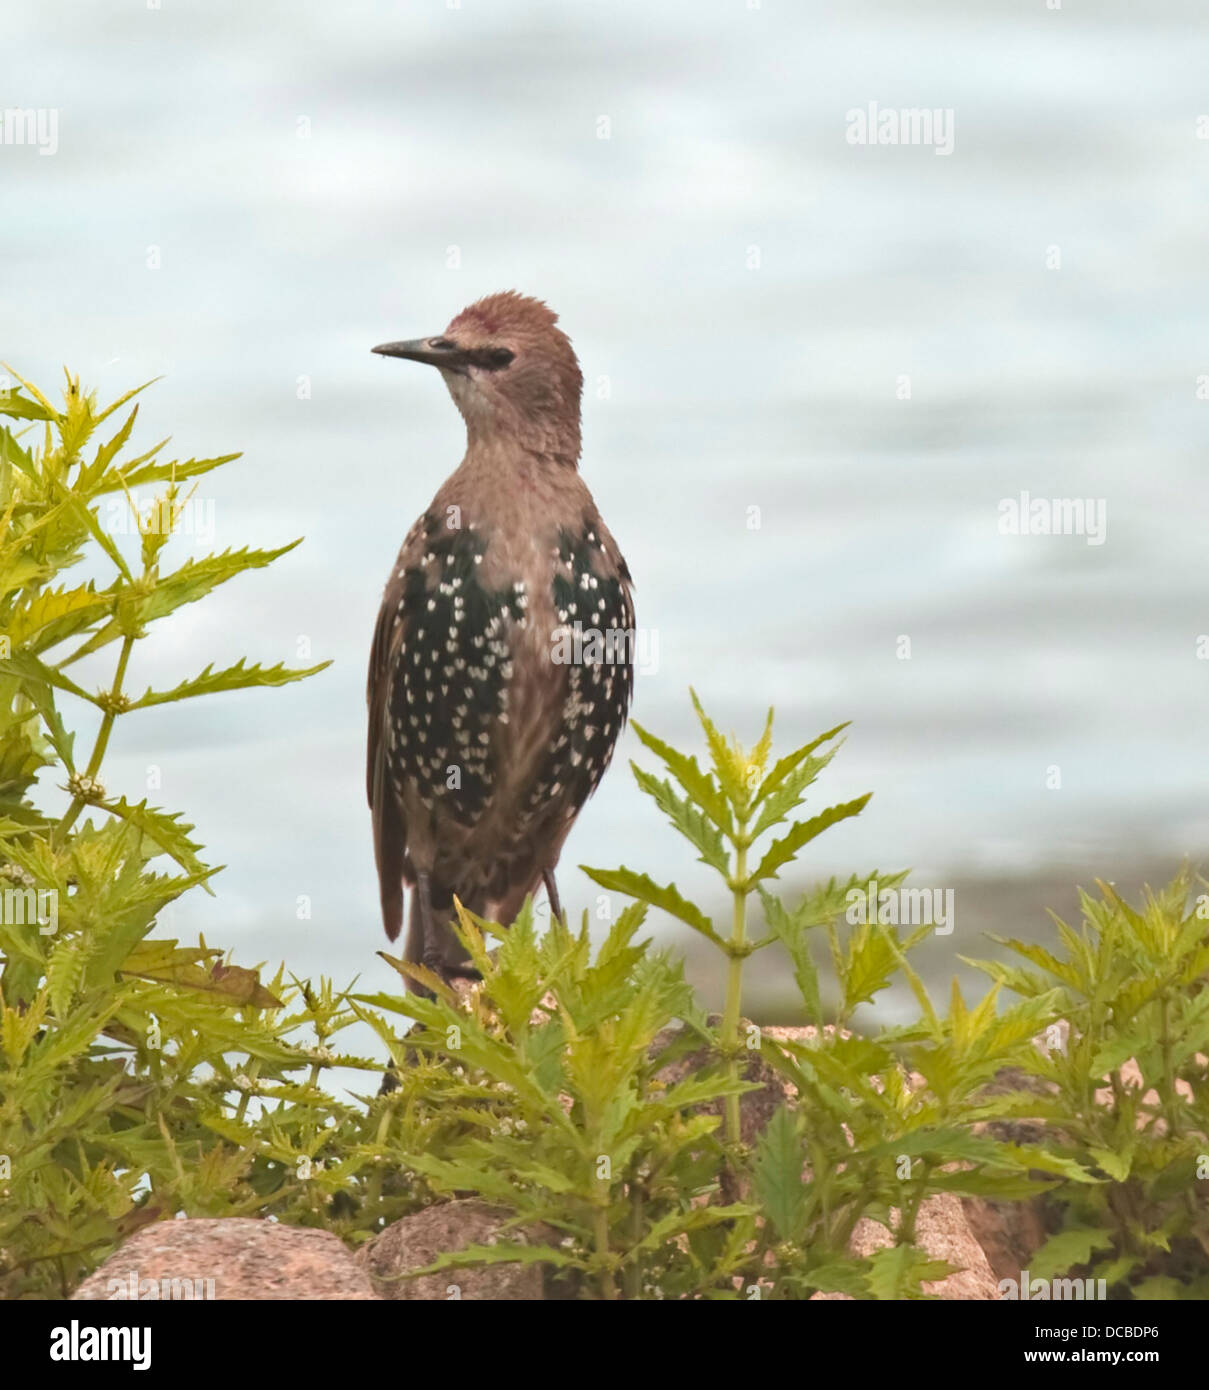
[594,1203,616,1300]
[899,1158,933,1244]
[624,1175,644,1300]
[722,828,749,1147]
[56,632,135,842]
[1158,994,1181,1139]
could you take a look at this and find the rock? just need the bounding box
[358,1199,554,1300]
[765,1025,1001,1299]
[832,1197,1001,1300]
[73,1218,378,1300]
[652,1016,787,1146]
[962,1192,1052,1285]
[914,1193,1003,1298]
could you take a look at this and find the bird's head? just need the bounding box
[373,291,583,464]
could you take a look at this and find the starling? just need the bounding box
[367,292,635,992]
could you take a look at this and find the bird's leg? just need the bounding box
[543,869,564,925]
[415,871,446,985]
[416,877,482,984]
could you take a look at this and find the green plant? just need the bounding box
[364,699,1071,1299]
[0,368,355,1294]
[969,871,1209,1298]
[358,903,759,1299]
[583,695,891,1148]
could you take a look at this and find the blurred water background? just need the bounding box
[3,0,1207,1029]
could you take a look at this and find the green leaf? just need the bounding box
[76,404,140,491]
[0,386,56,423]
[7,583,112,655]
[579,865,724,947]
[758,889,823,1026]
[865,1243,954,1300]
[751,721,849,809]
[630,719,734,833]
[751,1106,807,1240]
[0,649,97,706]
[628,1203,759,1256]
[1087,1145,1133,1182]
[690,689,749,809]
[746,795,872,886]
[62,493,133,582]
[630,765,729,874]
[97,797,213,881]
[1027,1227,1115,1281]
[93,376,161,426]
[139,543,302,623]
[107,451,240,493]
[127,657,331,709]
[750,747,840,839]
[1132,1276,1188,1300]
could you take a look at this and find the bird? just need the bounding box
[367,291,635,994]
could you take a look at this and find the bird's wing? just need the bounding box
[366,517,428,942]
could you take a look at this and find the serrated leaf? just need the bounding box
[108,451,240,493]
[865,1242,954,1299]
[751,721,850,808]
[139,543,301,623]
[746,795,871,886]
[0,386,55,422]
[628,1203,759,1256]
[46,935,90,1017]
[579,865,724,947]
[1026,1227,1115,1281]
[7,583,112,654]
[751,1106,807,1240]
[77,404,139,491]
[630,765,729,874]
[689,688,749,809]
[93,376,161,426]
[1087,1145,1133,1182]
[0,649,98,706]
[97,797,211,880]
[119,955,281,1009]
[127,657,331,709]
[630,719,733,833]
[759,889,823,1026]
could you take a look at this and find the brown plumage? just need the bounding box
[367,292,635,992]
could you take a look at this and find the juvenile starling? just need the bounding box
[367,292,634,991]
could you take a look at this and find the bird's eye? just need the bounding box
[429,337,456,350]
[474,347,515,371]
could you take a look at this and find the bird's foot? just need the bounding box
[543,869,564,924]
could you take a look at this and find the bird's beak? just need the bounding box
[371,338,470,373]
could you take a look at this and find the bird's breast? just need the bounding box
[385,510,633,838]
